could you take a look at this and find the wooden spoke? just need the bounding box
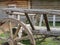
[13,25,21,39]
[8,21,15,45]
[9,21,13,39]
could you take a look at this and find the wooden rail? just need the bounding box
[2,8,60,15]
[1,8,60,31]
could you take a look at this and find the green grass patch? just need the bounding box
[42,22,60,27]
[20,40,30,45]
[20,37,60,45]
[41,37,60,45]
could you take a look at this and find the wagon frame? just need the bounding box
[0,8,60,45]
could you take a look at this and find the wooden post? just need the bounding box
[53,15,56,27]
[17,15,20,20]
[8,4,16,18]
[39,14,43,26]
[32,15,35,25]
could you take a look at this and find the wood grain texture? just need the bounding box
[0,0,28,8]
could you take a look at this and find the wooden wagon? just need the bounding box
[0,8,60,45]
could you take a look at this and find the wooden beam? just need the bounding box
[2,8,60,15]
[43,14,50,31]
[25,13,35,30]
[33,28,60,36]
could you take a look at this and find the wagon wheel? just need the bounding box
[0,18,36,45]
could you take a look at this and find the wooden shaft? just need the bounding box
[43,14,50,31]
[25,13,35,30]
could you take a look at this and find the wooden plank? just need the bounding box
[53,15,56,27]
[39,14,43,26]
[0,0,28,8]
[2,8,60,15]
[33,26,60,36]
[6,12,36,15]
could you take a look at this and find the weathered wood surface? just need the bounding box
[33,26,60,36]
[2,8,60,15]
[24,24,60,36]
[43,14,50,31]
[6,11,36,16]
[0,18,36,45]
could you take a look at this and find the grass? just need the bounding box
[0,32,10,44]
[20,37,60,45]
[41,37,60,45]
[41,22,60,27]
[0,33,60,45]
